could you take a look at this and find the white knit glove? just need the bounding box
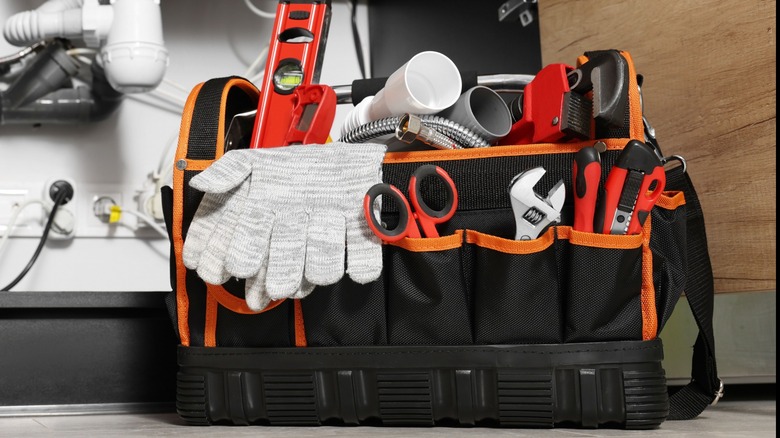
[182,142,386,310]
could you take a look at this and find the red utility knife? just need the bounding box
[595,140,666,235]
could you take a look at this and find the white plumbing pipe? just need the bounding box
[100,0,168,93]
[3,0,168,93]
[341,51,462,136]
[3,0,86,46]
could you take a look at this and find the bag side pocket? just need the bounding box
[385,231,471,345]
[650,191,688,332]
[468,228,563,344]
[563,228,644,343]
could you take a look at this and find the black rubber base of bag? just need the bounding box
[176,339,669,429]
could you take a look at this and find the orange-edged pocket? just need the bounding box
[649,191,688,334]
[562,226,645,343]
[467,228,563,344]
[385,231,472,345]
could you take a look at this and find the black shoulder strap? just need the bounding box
[665,165,723,420]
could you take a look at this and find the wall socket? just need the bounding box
[0,181,165,239]
[42,178,77,240]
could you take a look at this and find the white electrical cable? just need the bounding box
[0,199,45,258]
[244,45,269,77]
[118,208,168,238]
[243,0,276,18]
[162,78,191,94]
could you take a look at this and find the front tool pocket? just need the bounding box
[563,228,645,343]
[301,276,387,347]
[649,191,688,332]
[467,228,563,344]
[385,231,472,345]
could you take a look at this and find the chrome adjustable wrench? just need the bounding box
[508,167,566,240]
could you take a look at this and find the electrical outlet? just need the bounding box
[2,181,165,239]
[42,178,77,239]
[0,183,46,237]
[77,183,163,238]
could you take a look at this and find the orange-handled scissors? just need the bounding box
[363,165,458,242]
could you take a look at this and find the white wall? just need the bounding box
[0,0,370,291]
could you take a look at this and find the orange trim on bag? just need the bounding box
[172,81,205,346]
[206,283,286,315]
[388,230,463,252]
[214,78,259,160]
[204,290,218,347]
[641,217,657,340]
[565,227,643,249]
[656,191,686,210]
[466,228,554,254]
[294,299,307,347]
[383,138,632,164]
[172,78,262,346]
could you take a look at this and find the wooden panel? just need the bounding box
[538,0,776,293]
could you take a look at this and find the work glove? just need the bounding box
[182,142,387,311]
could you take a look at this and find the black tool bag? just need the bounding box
[161,51,721,429]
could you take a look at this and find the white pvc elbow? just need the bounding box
[100,0,168,93]
[3,0,169,94]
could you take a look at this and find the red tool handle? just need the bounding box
[596,140,666,235]
[363,165,458,242]
[407,165,458,238]
[625,165,665,235]
[364,184,421,242]
[572,146,601,232]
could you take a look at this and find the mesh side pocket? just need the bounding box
[564,229,644,343]
[301,276,387,347]
[385,231,471,345]
[650,192,688,332]
[468,228,563,344]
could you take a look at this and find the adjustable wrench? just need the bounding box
[508,167,565,240]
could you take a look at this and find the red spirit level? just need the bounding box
[250,0,332,148]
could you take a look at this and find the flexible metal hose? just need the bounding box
[340,115,491,148]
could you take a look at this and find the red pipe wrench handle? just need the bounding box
[572,146,601,232]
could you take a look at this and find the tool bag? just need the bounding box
[161,51,721,429]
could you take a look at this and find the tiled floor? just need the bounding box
[0,385,774,437]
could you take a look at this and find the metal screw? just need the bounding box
[552,116,559,126]
[176,159,188,170]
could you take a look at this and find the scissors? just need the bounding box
[363,164,458,242]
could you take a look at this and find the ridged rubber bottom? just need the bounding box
[176,340,669,429]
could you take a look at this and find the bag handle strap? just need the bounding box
[172,76,283,346]
[665,165,723,419]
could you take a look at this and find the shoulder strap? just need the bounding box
[665,165,723,420]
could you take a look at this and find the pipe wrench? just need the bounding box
[595,140,666,235]
[499,50,630,146]
[508,167,565,240]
